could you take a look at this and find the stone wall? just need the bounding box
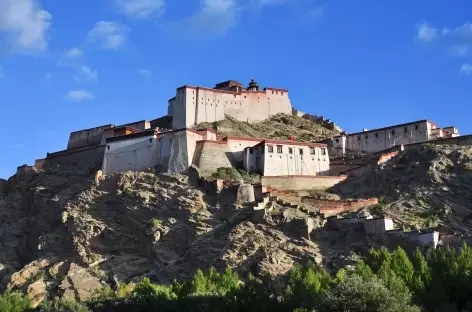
[67,124,114,150]
[192,141,232,177]
[34,158,46,170]
[0,178,6,195]
[301,197,378,216]
[262,175,348,191]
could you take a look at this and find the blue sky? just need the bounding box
[1,0,472,179]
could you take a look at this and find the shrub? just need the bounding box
[0,292,31,312]
[39,297,90,312]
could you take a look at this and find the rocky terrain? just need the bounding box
[197,113,340,142]
[331,144,472,234]
[0,167,365,306]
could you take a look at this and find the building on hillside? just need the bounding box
[168,78,293,129]
[67,120,152,150]
[101,126,331,177]
[328,120,460,156]
[243,140,329,176]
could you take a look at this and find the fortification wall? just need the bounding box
[0,179,6,195]
[67,124,114,150]
[192,141,232,176]
[262,175,348,191]
[46,145,105,172]
[118,120,150,131]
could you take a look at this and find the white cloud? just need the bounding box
[417,22,439,42]
[88,21,129,50]
[79,65,98,82]
[41,72,52,81]
[460,64,472,75]
[117,0,165,19]
[417,22,472,44]
[0,0,52,53]
[65,48,83,59]
[0,65,4,79]
[170,0,239,37]
[138,69,151,76]
[449,44,469,57]
[12,143,24,149]
[65,90,94,102]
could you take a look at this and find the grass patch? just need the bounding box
[151,218,163,229]
[212,167,242,181]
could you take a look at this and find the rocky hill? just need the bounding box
[0,167,368,306]
[331,144,472,235]
[196,113,340,142]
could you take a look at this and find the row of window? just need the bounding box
[265,145,326,155]
[356,125,420,141]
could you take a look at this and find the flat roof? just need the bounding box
[106,129,157,143]
[177,85,288,95]
[70,124,115,134]
[346,120,437,137]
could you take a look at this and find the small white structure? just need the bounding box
[330,120,460,155]
[102,130,159,175]
[169,78,293,129]
[364,217,394,234]
[243,140,330,176]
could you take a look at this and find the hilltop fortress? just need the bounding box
[168,79,292,128]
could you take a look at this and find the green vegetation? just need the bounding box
[212,167,261,183]
[150,218,162,229]
[3,245,472,311]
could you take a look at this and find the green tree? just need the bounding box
[0,293,31,312]
[39,297,90,312]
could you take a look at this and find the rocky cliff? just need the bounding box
[0,167,366,306]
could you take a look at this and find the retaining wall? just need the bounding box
[301,197,378,216]
[262,175,348,191]
[192,141,232,176]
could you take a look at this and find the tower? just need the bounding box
[247,77,259,91]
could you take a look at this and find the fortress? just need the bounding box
[168,78,292,128]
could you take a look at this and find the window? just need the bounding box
[415,125,419,130]
[107,145,110,150]
[277,145,283,153]
[272,91,274,94]
[321,148,326,155]
[335,138,339,143]
[391,130,395,135]
[357,136,361,141]
[281,92,284,95]
[268,145,274,153]
[234,95,236,98]
[249,148,253,154]
[299,148,304,155]
[404,127,408,133]
[365,134,368,139]
[375,133,379,139]
[310,147,315,155]
[244,96,246,99]
[149,138,153,143]
[289,147,293,154]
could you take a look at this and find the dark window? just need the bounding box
[391,130,395,135]
[277,145,283,153]
[234,95,236,98]
[107,145,110,150]
[149,138,153,143]
[335,138,339,143]
[299,148,304,155]
[404,127,408,133]
[289,148,293,154]
[375,133,379,138]
[249,149,253,154]
[281,92,284,95]
[321,148,326,155]
[268,145,274,153]
[365,134,368,139]
[415,125,419,130]
[357,136,361,141]
[310,147,315,155]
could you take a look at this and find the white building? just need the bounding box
[243,140,330,176]
[168,79,293,129]
[102,127,330,178]
[330,120,460,156]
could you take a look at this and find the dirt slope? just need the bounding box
[196,113,340,142]
[330,145,472,234]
